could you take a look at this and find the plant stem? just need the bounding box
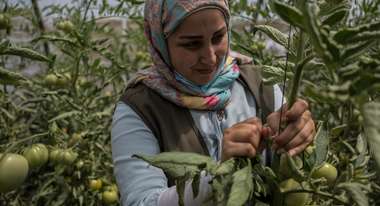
[31,0,50,56]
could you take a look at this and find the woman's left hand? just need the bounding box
[266,99,316,156]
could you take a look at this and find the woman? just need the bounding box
[111,0,315,205]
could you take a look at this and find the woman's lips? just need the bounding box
[194,67,215,74]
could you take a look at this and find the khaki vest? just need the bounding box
[120,63,274,185]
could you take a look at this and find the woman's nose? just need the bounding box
[200,45,217,66]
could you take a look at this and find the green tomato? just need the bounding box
[102,190,118,204]
[56,20,74,33]
[44,74,58,86]
[0,153,29,193]
[75,160,84,169]
[55,73,71,88]
[23,144,49,169]
[0,14,10,30]
[311,162,338,185]
[62,150,77,165]
[89,179,102,190]
[279,178,309,206]
[49,149,63,163]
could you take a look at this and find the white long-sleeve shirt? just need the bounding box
[111,81,284,206]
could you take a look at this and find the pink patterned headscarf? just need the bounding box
[129,0,242,110]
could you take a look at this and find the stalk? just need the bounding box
[31,0,50,56]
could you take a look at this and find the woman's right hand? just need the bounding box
[221,117,270,162]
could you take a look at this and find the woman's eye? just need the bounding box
[181,41,201,49]
[212,34,225,44]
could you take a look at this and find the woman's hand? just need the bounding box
[266,99,316,156]
[221,117,270,162]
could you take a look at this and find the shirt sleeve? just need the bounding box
[112,102,166,206]
[273,84,285,111]
[111,102,212,206]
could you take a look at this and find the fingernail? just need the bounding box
[288,150,295,156]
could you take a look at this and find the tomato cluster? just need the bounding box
[56,20,75,33]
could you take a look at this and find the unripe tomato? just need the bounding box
[279,154,303,179]
[0,153,29,193]
[279,178,309,206]
[102,190,118,205]
[23,144,49,169]
[311,162,337,185]
[56,73,71,88]
[75,160,84,169]
[62,150,77,165]
[0,14,10,30]
[56,20,74,33]
[89,179,102,190]
[44,74,58,86]
[49,149,63,163]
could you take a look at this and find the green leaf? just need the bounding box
[0,47,51,62]
[315,121,329,167]
[261,65,293,85]
[271,1,305,30]
[226,163,253,206]
[303,1,334,62]
[33,35,77,46]
[333,21,380,44]
[337,182,371,206]
[254,25,292,51]
[134,152,217,178]
[48,111,81,123]
[322,7,348,26]
[340,40,374,61]
[176,177,186,206]
[191,173,201,198]
[0,67,29,86]
[214,158,236,176]
[361,102,380,169]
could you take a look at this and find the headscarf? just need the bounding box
[128,0,241,110]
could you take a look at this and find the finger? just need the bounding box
[272,110,311,150]
[286,99,309,121]
[261,126,272,138]
[288,134,314,156]
[266,112,286,134]
[243,117,262,126]
[223,123,262,147]
[283,119,315,152]
[222,142,257,161]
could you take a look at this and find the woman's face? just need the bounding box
[167,9,228,85]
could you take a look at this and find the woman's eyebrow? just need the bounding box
[178,26,227,40]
